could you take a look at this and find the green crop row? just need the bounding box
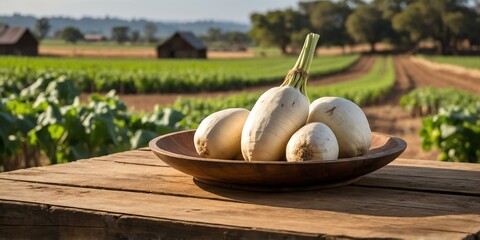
[401,87,480,163]
[174,56,395,129]
[400,87,480,117]
[420,107,480,163]
[0,55,358,94]
[308,56,395,106]
[0,75,183,172]
[422,56,480,70]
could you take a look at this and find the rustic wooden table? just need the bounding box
[1,148,479,239]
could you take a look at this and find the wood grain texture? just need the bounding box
[1,179,479,240]
[1,156,479,198]
[1,200,325,240]
[1,147,479,239]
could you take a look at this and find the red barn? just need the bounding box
[0,26,39,56]
[156,31,207,59]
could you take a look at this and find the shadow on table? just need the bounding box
[194,165,480,218]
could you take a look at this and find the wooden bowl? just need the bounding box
[149,130,407,191]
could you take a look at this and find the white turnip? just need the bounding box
[286,122,339,162]
[241,33,320,161]
[194,108,250,159]
[307,97,371,158]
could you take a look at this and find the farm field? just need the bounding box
[364,56,480,161]
[407,57,480,93]
[41,39,158,49]
[117,56,392,121]
[423,56,480,70]
[40,40,256,58]
[118,55,480,161]
[2,54,480,171]
[114,56,377,111]
[40,47,157,58]
[0,54,358,171]
[168,56,394,131]
[40,47,256,59]
[0,55,359,94]
[39,40,393,59]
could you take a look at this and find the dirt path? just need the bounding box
[363,55,479,160]
[411,56,480,81]
[363,56,438,160]
[404,56,480,94]
[115,56,377,112]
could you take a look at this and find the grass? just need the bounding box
[422,56,480,70]
[0,54,360,93]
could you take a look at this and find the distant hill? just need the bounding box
[0,14,250,37]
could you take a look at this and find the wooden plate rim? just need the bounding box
[149,129,407,165]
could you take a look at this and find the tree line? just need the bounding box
[250,0,480,55]
[22,0,480,55]
[30,18,250,50]
[32,20,160,44]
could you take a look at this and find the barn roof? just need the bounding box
[178,32,207,49]
[159,31,207,50]
[0,27,31,44]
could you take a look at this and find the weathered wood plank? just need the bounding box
[0,179,479,239]
[2,156,479,197]
[0,201,111,239]
[0,160,203,199]
[391,158,480,171]
[374,163,480,180]
[360,158,480,196]
[0,200,325,240]
[357,165,480,196]
[2,150,480,239]
[88,148,169,167]
[1,163,479,216]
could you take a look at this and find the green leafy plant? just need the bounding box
[0,75,183,171]
[420,107,480,163]
[400,87,479,117]
[401,87,480,163]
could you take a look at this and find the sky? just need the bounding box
[0,0,302,24]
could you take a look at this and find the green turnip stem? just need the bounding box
[281,33,320,97]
